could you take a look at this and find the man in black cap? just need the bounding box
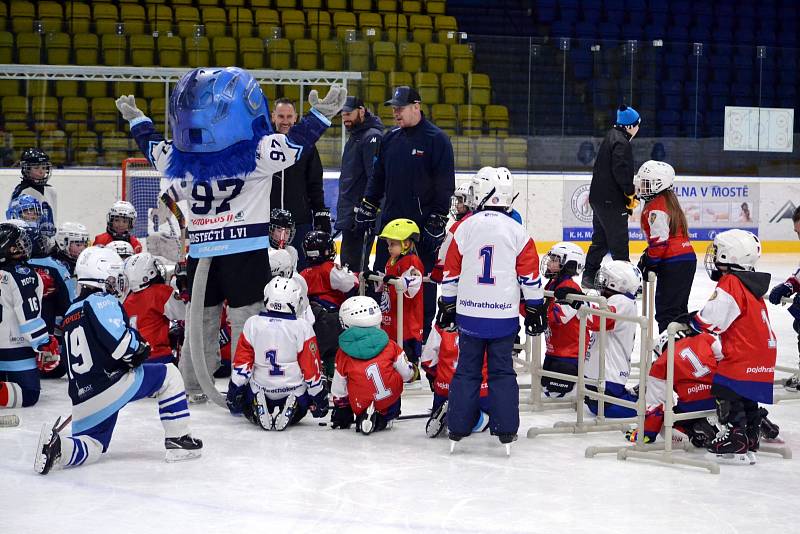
[355,86,455,353]
[336,96,384,270]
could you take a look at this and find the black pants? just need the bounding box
[711,383,760,430]
[585,201,630,280]
[187,248,270,307]
[338,228,366,271]
[289,222,313,273]
[653,259,696,333]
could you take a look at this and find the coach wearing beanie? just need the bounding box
[582,105,641,289]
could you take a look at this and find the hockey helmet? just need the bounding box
[6,194,43,224]
[76,246,129,298]
[107,201,137,236]
[450,182,473,221]
[269,248,296,278]
[470,166,514,210]
[269,208,296,249]
[704,229,760,280]
[339,296,382,329]
[107,240,135,259]
[124,252,166,293]
[169,67,270,153]
[20,147,52,185]
[634,160,675,201]
[263,276,302,315]
[541,241,586,279]
[0,222,33,262]
[55,222,90,259]
[379,218,420,242]
[594,260,642,298]
[303,230,336,264]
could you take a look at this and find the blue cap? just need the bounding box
[616,105,640,126]
[384,86,422,106]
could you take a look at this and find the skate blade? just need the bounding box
[449,440,458,454]
[0,414,20,427]
[707,452,754,465]
[505,443,511,456]
[360,405,376,435]
[762,437,785,444]
[165,448,202,463]
[34,423,51,474]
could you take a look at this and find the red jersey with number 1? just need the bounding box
[123,283,185,359]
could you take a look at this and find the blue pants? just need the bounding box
[449,331,518,436]
[1,368,40,406]
[584,382,638,418]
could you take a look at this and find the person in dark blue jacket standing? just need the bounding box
[355,86,455,349]
[336,96,384,271]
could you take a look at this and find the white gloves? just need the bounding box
[308,84,348,120]
[115,94,145,122]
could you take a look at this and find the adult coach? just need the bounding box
[270,98,330,272]
[356,86,455,343]
[336,96,384,270]
[582,105,641,289]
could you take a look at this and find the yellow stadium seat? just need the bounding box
[120,4,146,35]
[458,104,483,136]
[73,131,99,166]
[398,41,422,72]
[150,98,167,122]
[409,15,432,43]
[7,132,38,158]
[451,136,474,169]
[384,13,408,42]
[281,84,300,103]
[449,43,474,73]
[130,34,155,67]
[503,137,528,169]
[317,133,342,168]
[0,4,6,34]
[424,42,448,74]
[185,36,210,67]
[441,73,465,105]
[373,41,396,73]
[402,1,422,14]
[333,12,357,40]
[17,33,42,64]
[45,32,70,65]
[475,137,502,166]
[301,0,323,9]
[74,34,99,66]
[255,9,280,39]
[102,35,127,65]
[38,1,64,33]
[327,0,348,11]
[377,104,394,126]
[281,10,306,41]
[26,80,48,98]
[157,35,184,68]
[201,7,227,38]
[293,39,318,70]
[260,84,277,103]
[306,10,331,41]
[388,71,412,89]
[358,12,383,41]
[352,0,372,12]
[31,96,59,132]
[197,0,220,5]
[212,36,238,66]
[141,83,161,100]
[228,7,253,39]
[425,1,446,15]
[320,39,343,71]
[485,105,509,137]
[377,0,397,12]
[65,2,90,34]
[0,80,20,97]
[147,5,173,35]
[91,98,119,133]
[414,71,439,104]
[0,31,13,63]
[2,96,28,131]
[250,0,272,6]
[54,81,78,98]
[346,40,370,72]
[83,82,108,99]
[114,81,137,98]
[93,4,119,36]
[468,73,491,106]
[431,103,457,135]
[240,37,265,69]
[175,6,200,38]
[40,130,67,166]
[435,15,458,43]
[100,130,132,153]
[267,38,291,70]
[363,71,386,104]
[10,0,34,33]
[275,0,297,7]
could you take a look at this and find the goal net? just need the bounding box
[122,157,163,238]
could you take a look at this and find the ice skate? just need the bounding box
[784,372,800,391]
[273,394,297,431]
[254,390,274,430]
[759,408,781,442]
[448,431,465,454]
[34,417,63,475]
[425,400,448,438]
[0,414,20,427]
[706,425,752,465]
[498,433,517,456]
[165,434,203,462]
[356,403,377,435]
[187,392,208,404]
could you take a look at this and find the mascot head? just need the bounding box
[169,67,271,153]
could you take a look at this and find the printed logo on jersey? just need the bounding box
[709,290,718,301]
[14,265,30,275]
[411,148,425,157]
[649,211,657,225]
[308,339,319,357]
[570,184,593,223]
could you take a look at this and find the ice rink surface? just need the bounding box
[4,255,800,534]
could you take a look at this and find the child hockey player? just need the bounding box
[430,183,474,284]
[300,230,358,378]
[689,229,776,464]
[35,246,201,474]
[226,276,328,430]
[437,166,546,453]
[330,296,414,434]
[93,200,143,253]
[0,222,58,409]
[270,247,314,323]
[634,160,696,332]
[270,208,299,266]
[123,253,186,364]
[107,240,135,260]
[540,241,587,397]
[53,222,90,276]
[10,148,57,229]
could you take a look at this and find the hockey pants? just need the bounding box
[0,368,40,407]
[584,382,638,418]
[541,356,578,397]
[653,259,696,333]
[309,301,342,380]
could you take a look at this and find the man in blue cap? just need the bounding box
[583,105,641,289]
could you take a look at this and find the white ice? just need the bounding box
[5,255,800,534]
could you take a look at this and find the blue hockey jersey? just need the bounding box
[29,254,75,333]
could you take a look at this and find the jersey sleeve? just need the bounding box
[297,323,324,396]
[440,231,463,302]
[392,345,414,382]
[516,238,544,305]
[398,262,423,298]
[161,287,186,322]
[328,264,358,293]
[11,271,49,349]
[331,350,349,399]
[586,303,617,332]
[231,319,256,387]
[551,301,579,325]
[420,326,442,369]
[84,296,142,364]
[691,283,741,335]
[646,209,671,261]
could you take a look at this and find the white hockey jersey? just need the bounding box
[232,311,324,400]
[583,293,637,387]
[0,262,49,371]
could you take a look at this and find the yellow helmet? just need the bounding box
[379,218,420,242]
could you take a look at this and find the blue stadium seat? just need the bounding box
[575,21,597,39]
[689,25,711,42]
[647,0,668,13]
[597,23,620,39]
[549,20,574,37]
[662,80,682,95]
[715,5,734,18]
[559,8,579,22]
[713,26,734,44]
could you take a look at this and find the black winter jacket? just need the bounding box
[589,126,635,208]
[270,145,325,225]
[335,112,384,231]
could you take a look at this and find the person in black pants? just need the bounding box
[583,105,641,289]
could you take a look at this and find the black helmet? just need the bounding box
[303,231,335,264]
[269,208,295,249]
[20,148,52,185]
[0,222,33,263]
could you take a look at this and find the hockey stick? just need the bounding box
[159,192,187,263]
[396,412,430,421]
[357,223,377,296]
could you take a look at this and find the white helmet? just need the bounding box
[705,229,760,279]
[76,245,128,297]
[124,252,165,293]
[269,248,295,278]
[339,296,382,328]
[541,241,585,279]
[595,260,642,297]
[634,160,675,201]
[263,276,301,315]
[450,182,474,220]
[106,240,135,259]
[470,166,514,209]
[107,201,137,231]
[55,222,90,259]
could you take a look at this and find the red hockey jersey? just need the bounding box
[381,253,424,343]
[420,325,488,398]
[300,261,358,307]
[640,195,695,264]
[544,276,588,359]
[93,232,143,254]
[123,283,185,359]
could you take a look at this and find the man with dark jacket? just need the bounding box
[583,105,641,289]
[355,86,455,345]
[336,96,384,271]
[270,98,331,272]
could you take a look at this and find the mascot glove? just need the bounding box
[308,84,348,120]
[115,95,146,122]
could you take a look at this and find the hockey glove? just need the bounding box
[435,298,457,332]
[313,208,332,234]
[422,213,448,254]
[226,382,247,416]
[36,336,60,373]
[769,282,794,305]
[122,341,151,369]
[354,198,379,231]
[330,398,355,429]
[168,321,185,351]
[382,274,399,285]
[553,287,583,309]
[624,428,654,444]
[524,302,548,336]
[115,95,146,123]
[789,295,800,321]
[308,84,347,120]
[624,194,639,216]
[309,390,330,418]
[174,261,190,302]
[636,252,652,278]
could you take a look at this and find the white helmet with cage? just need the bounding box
[470,166,514,209]
[541,241,586,279]
[55,222,90,259]
[339,296,382,329]
[450,182,474,220]
[634,160,675,201]
[595,260,642,297]
[106,240,135,259]
[75,245,128,298]
[268,248,296,278]
[107,201,137,231]
[705,229,761,279]
[124,252,165,293]
[263,276,302,315]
